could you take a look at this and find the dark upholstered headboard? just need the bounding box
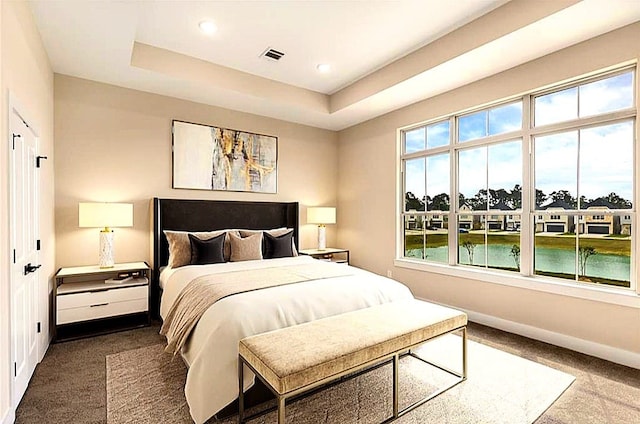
[150,197,299,317]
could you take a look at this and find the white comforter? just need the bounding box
[160,256,413,424]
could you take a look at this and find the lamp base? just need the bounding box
[99,230,115,268]
[317,225,326,250]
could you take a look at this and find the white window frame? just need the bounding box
[396,65,639,307]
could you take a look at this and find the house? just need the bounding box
[536,200,575,233]
[458,204,476,230]
[506,213,521,231]
[577,199,618,235]
[482,201,513,230]
[620,214,632,236]
[2,1,639,423]
[427,210,446,229]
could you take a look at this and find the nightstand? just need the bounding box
[54,261,150,341]
[299,248,350,264]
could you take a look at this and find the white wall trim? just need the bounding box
[416,295,640,370]
[1,407,15,424]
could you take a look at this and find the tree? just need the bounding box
[603,192,631,209]
[549,190,577,208]
[488,188,511,208]
[535,189,547,208]
[462,240,476,265]
[578,246,597,277]
[430,192,450,211]
[458,193,467,209]
[469,189,488,211]
[405,192,425,211]
[509,244,520,269]
[510,184,522,209]
[579,195,590,209]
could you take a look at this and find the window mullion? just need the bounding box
[449,116,457,266]
[522,94,533,277]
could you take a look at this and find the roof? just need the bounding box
[540,199,575,210]
[489,201,513,211]
[583,198,615,209]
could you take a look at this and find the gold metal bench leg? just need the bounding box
[238,357,245,424]
[462,326,468,379]
[392,353,399,418]
[278,396,286,424]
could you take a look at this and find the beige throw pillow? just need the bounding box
[229,232,263,262]
[164,230,238,268]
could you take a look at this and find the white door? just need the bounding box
[9,107,40,406]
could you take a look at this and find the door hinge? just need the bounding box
[14,362,17,377]
[12,133,21,150]
[36,240,41,251]
[36,155,48,168]
[37,322,41,333]
[13,249,16,264]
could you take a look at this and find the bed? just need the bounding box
[152,198,414,424]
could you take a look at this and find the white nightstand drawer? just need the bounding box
[57,298,148,325]
[57,285,147,310]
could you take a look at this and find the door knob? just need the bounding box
[24,263,41,275]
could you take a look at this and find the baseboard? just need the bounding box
[1,407,15,424]
[416,296,640,370]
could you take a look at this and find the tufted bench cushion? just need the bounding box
[238,299,467,423]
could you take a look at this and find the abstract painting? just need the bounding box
[172,120,277,193]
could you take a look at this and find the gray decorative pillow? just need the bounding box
[229,232,263,262]
[164,229,238,268]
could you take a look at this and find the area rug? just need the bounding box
[106,335,574,424]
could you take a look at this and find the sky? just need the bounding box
[405,70,634,209]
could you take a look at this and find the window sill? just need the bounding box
[394,258,640,309]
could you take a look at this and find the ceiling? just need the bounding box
[29,0,640,131]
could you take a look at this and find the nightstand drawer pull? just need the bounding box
[90,303,109,308]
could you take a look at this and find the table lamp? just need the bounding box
[79,202,133,268]
[307,207,336,250]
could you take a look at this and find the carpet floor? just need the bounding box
[105,335,575,424]
[15,322,640,423]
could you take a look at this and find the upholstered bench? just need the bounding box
[238,299,467,423]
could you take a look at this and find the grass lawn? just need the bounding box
[405,233,630,255]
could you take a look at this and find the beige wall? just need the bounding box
[1,0,54,421]
[337,23,640,356]
[54,75,338,269]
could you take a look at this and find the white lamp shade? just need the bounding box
[307,207,336,225]
[79,202,133,229]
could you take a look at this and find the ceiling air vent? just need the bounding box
[260,47,285,62]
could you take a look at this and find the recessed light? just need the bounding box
[199,20,217,35]
[316,64,331,73]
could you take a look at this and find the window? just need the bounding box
[401,68,636,290]
[403,121,451,264]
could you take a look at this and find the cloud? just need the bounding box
[489,102,522,134]
[427,153,450,195]
[427,121,450,148]
[534,121,634,202]
[580,72,633,117]
[535,87,578,126]
[459,111,486,142]
[535,71,633,126]
[459,146,486,195]
[580,121,633,200]
[405,127,425,153]
[405,157,425,198]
